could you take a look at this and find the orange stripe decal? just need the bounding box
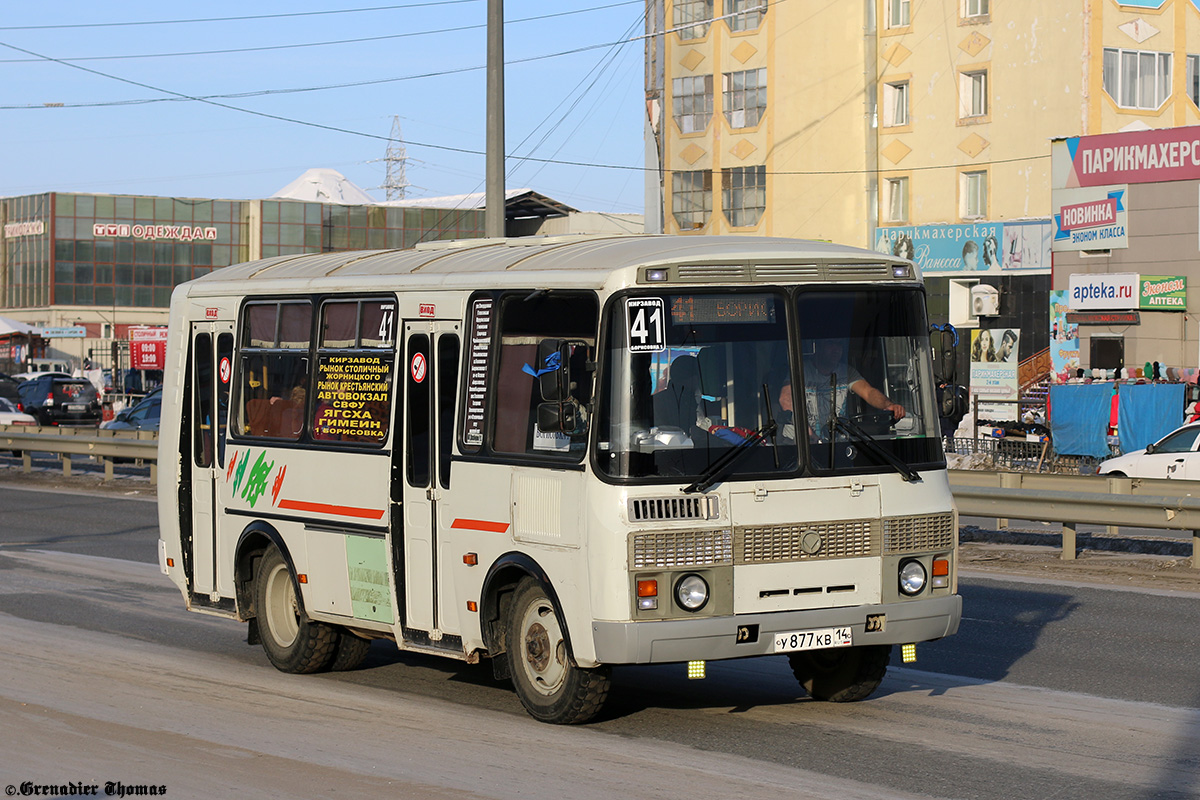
[277,499,386,520]
[451,518,510,533]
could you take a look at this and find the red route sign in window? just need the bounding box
[130,326,169,370]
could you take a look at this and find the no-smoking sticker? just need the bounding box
[410,352,427,383]
[219,356,232,385]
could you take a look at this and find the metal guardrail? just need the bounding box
[950,469,1200,567]
[0,424,158,481]
[0,427,1194,567]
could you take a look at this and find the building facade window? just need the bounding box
[1188,55,1200,106]
[959,70,988,118]
[887,0,910,28]
[672,74,714,133]
[1103,48,1171,109]
[963,0,988,19]
[673,0,713,40]
[961,171,987,219]
[722,165,766,227]
[727,0,765,31]
[672,170,713,230]
[882,80,909,127]
[722,68,767,128]
[885,177,909,223]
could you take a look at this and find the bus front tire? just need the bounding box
[788,644,891,702]
[506,578,611,724]
[254,545,337,674]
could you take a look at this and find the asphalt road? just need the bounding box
[1,484,1199,799]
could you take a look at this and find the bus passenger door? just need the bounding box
[399,321,460,635]
[188,321,234,597]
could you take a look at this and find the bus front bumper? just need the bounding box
[590,594,961,665]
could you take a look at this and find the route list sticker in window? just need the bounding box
[625,297,666,352]
[462,297,494,449]
[313,354,392,443]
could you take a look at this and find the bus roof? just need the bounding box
[184,234,915,294]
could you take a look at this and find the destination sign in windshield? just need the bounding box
[670,294,777,325]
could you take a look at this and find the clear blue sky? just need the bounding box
[0,1,647,212]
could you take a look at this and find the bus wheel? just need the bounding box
[330,630,373,671]
[254,545,337,674]
[788,644,891,702]
[506,578,611,724]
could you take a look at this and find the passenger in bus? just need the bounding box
[780,339,904,440]
[653,354,707,433]
[279,385,306,437]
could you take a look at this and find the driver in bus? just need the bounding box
[779,339,904,440]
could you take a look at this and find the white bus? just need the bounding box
[157,234,960,724]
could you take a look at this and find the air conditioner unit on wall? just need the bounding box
[970,284,1000,316]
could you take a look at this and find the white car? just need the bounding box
[1097,422,1200,479]
[0,396,36,426]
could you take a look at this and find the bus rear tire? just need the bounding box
[506,578,611,724]
[254,545,337,674]
[330,630,373,671]
[788,644,890,702]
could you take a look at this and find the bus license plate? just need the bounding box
[773,627,852,653]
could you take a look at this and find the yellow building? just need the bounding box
[647,0,1200,243]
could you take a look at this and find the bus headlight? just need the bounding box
[675,574,709,611]
[898,560,927,596]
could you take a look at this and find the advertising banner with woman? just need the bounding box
[970,328,1020,420]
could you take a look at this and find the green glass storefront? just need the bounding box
[1,192,485,310]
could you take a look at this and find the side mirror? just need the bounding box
[534,339,570,402]
[1145,443,1157,455]
[537,401,579,434]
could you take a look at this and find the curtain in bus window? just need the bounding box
[278,303,311,348]
[245,305,277,348]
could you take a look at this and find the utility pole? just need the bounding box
[485,0,505,238]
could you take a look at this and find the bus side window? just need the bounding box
[491,292,597,459]
[236,301,312,441]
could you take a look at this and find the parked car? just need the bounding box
[0,396,36,426]
[101,388,162,432]
[0,396,36,457]
[10,370,71,382]
[0,372,21,405]
[1097,422,1200,479]
[15,374,102,426]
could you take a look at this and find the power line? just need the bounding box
[0,1,480,31]
[0,1,643,64]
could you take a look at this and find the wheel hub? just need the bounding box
[525,622,551,672]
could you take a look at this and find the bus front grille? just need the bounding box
[630,529,733,569]
[736,520,880,563]
[882,512,957,554]
[628,495,719,522]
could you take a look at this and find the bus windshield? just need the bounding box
[596,287,942,481]
[597,290,797,480]
[794,288,941,475]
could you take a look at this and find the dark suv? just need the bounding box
[16,375,102,426]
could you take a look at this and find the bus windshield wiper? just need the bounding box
[832,415,921,482]
[683,385,779,494]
